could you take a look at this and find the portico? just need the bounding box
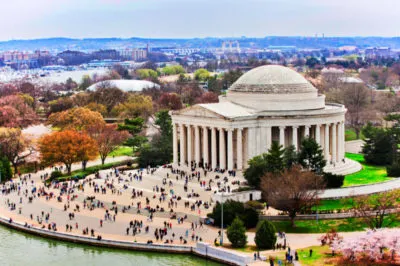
[171,65,350,174]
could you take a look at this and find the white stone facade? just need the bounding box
[171,65,348,173]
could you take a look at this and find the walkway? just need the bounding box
[345,139,363,154]
[319,178,400,199]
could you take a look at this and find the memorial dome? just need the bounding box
[229,65,316,94]
[225,65,325,111]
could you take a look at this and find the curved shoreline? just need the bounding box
[0,215,250,266]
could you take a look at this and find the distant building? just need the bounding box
[365,47,392,58]
[92,49,119,60]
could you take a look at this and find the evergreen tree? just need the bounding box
[298,138,326,173]
[254,220,277,249]
[362,125,392,165]
[0,157,12,182]
[244,154,268,188]
[227,217,247,248]
[265,141,285,174]
[138,111,173,167]
[118,117,147,152]
[283,144,298,169]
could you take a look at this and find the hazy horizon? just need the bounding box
[0,0,399,41]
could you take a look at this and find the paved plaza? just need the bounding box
[0,156,249,246]
[1,155,400,266]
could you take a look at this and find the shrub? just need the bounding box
[387,164,400,177]
[207,200,259,228]
[254,220,277,249]
[50,171,63,180]
[0,157,12,181]
[242,208,259,228]
[245,200,264,210]
[323,172,344,188]
[227,217,247,248]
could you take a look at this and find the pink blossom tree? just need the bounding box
[331,229,400,263]
[0,95,38,128]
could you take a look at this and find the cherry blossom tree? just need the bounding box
[0,95,38,128]
[331,229,400,263]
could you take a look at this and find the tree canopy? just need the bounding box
[48,107,105,131]
[86,124,130,164]
[39,130,98,174]
[227,217,247,248]
[261,165,325,226]
[112,94,153,119]
[0,95,38,128]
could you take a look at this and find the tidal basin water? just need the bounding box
[0,225,222,266]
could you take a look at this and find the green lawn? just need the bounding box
[345,128,364,141]
[271,216,400,233]
[313,198,354,211]
[343,153,391,187]
[109,146,133,157]
[296,245,336,266]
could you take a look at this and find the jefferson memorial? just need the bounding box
[171,65,360,175]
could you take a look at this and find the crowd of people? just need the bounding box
[0,161,245,248]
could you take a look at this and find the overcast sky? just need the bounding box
[0,0,399,40]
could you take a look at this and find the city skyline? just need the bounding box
[0,0,399,41]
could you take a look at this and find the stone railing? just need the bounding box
[195,242,252,266]
[0,215,191,253]
[260,207,400,221]
[0,215,252,266]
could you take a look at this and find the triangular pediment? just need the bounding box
[176,105,225,119]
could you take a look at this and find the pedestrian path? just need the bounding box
[319,178,400,198]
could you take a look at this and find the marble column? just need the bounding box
[332,123,337,163]
[237,128,243,170]
[338,122,343,162]
[292,126,298,150]
[247,127,255,159]
[304,125,310,138]
[266,126,272,151]
[279,126,285,147]
[341,121,346,162]
[211,128,217,169]
[219,128,226,169]
[315,124,321,145]
[260,126,267,153]
[256,127,262,155]
[227,129,233,170]
[179,124,185,166]
[187,125,192,166]
[194,125,200,165]
[173,123,178,164]
[202,126,209,167]
[324,124,330,160]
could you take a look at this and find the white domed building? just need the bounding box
[171,65,360,175]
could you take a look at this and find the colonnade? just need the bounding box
[172,121,345,171]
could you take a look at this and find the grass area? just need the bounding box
[109,146,133,157]
[313,198,354,212]
[345,128,364,141]
[296,245,336,266]
[271,216,400,234]
[343,153,391,187]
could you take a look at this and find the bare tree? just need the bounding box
[350,190,400,229]
[260,165,325,227]
[343,84,375,138]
